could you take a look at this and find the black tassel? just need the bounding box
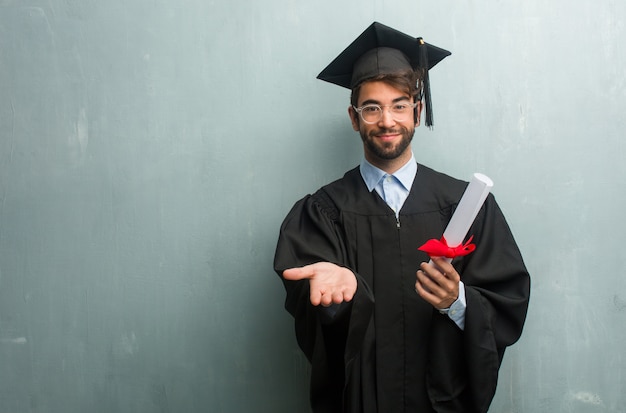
[418,38,434,128]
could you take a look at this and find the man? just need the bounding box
[274,22,530,413]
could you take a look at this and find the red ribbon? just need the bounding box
[418,235,476,258]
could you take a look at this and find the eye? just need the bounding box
[361,105,381,114]
[392,103,411,111]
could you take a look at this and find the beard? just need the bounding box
[360,124,415,160]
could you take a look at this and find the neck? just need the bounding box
[365,148,413,174]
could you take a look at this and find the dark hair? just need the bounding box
[350,69,424,107]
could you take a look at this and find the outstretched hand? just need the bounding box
[415,257,460,310]
[283,262,357,307]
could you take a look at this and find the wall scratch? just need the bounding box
[0,337,28,345]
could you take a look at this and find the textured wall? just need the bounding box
[0,0,624,411]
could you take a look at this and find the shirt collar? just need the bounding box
[359,154,417,192]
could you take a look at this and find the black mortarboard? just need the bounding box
[317,22,451,127]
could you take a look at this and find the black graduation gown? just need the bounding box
[274,164,530,413]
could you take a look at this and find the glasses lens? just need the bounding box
[391,103,412,122]
[361,105,381,123]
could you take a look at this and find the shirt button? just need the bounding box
[450,310,457,316]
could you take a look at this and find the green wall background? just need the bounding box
[1,0,625,411]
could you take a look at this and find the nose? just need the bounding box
[378,107,396,127]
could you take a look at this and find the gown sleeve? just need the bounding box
[273,191,375,411]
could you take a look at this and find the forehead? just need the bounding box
[356,80,411,105]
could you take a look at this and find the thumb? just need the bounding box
[282,266,312,281]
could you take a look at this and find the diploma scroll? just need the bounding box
[428,172,494,264]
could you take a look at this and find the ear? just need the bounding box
[348,106,360,131]
[415,101,424,127]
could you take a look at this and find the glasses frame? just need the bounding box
[352,101,418,124]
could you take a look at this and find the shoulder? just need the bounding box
[416,163,467,193]
[410,163,469,210]
[283,167,363,223]
[321,166,363,193]
[289,166,382,220]
[313,166,367,211]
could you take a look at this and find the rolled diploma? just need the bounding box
[433,172,494,264]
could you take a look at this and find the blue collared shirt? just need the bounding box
[359,155,466,330]
[360,155,416,217]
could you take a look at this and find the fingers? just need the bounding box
[416,261,460,309]
[311,290,348,307]
[415,270,453,309]
[414,274,432,297]
[342,287,355,303]
[316,287,355,307]
[318,291,338,307]
[310,288,323,306]
[420,259,459,283]
[415,269,438,293]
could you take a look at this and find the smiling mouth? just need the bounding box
[376,133,400,141]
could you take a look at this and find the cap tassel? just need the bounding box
[418,38,434,128]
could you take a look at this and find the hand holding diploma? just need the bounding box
[415,173,493,310]
[416,256,462,310]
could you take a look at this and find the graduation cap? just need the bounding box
[317,22,451,127]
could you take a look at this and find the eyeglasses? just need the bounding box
[352,102,418,124]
